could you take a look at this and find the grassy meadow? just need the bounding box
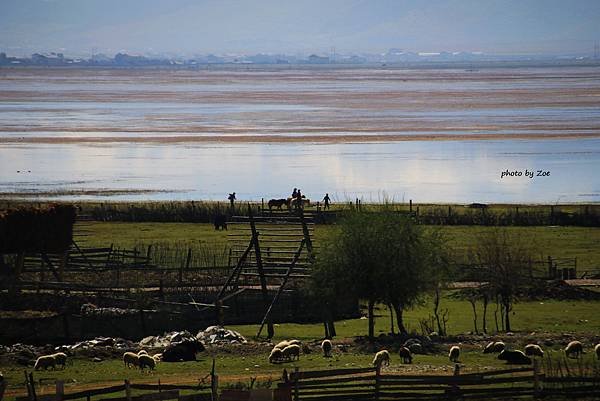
[76,221,600,269]
[2,212,600,398]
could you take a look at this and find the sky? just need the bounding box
[1,0,600,57]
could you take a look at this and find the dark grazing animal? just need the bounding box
[162,339,205,362]
[498,350,532,365]
[398,347,413,364]
[268,199,289,210]
[213,214,227,230]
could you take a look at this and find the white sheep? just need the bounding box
[138,354,156,371]
[51,352,68,369]
[137,350,148,356]
[524,344,544,358]
[372,350,390,368]
[282,345,301,361]
[595,344,600,360]
[123,352,139,368]
[273,341,290,350]
[34,355,56,371]
[269,348,283,364]
[449,346,460,363]
[565,341,584,359]
[288,339,302,346]
[483,341,505,354]
[153,353,162,363]
[321,339,333,357]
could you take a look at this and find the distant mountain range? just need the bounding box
[1,50,599,67]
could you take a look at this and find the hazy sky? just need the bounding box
[1,0,599,56]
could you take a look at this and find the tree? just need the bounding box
[470,229,535,332]
[310,209,449,338]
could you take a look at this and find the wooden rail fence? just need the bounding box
[17,367,217,401]
[277,362,600,401]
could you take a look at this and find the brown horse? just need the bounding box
[268,198,289,210]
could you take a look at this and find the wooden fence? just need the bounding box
[16,369,217,401]
[277,363,600,401]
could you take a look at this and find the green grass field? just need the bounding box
[2,220,599,398]
[77,222,600,269]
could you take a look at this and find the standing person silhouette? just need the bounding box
[295,188,303,209]
[323,193,331,209]
[228,192,236,208]
[292,188,298,198]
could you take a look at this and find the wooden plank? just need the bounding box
[298,382,376,390]
[543,376,600,383]
[292,367,375,380]
[299,389,376,396]
[129,384,208,391]
[379,375,534,386]
[302,393,375,401]
[63,384,127,400]
[137,390,179,401]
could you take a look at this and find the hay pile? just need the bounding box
[0,205,76,253]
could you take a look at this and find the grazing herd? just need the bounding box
[268,340,302,364]
[122,350,162,371]
[370,339,600,369]
[29,338,600,373]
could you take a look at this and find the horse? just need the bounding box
[289,197,310,209]
[268,198,290,210]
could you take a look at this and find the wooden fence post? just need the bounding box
[210,358,218,401]
[0,372,6,401]
[374,365,381,401]
[28,372,37,401]
[293,367,300,401]
[124,379,131,401]
[56,380,64,401]
[533,359,541,397]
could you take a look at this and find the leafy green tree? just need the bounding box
[311,209,449,337]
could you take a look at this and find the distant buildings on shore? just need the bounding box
[1,49,598,67]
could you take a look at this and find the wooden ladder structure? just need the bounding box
[216,204,314,339]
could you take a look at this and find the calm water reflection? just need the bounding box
[1,139,599,203]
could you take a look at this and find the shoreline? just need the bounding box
[3,132,600,144]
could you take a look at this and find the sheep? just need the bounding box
[565,341,584,359]
[34,355,56,371]
[524,344,544,358]
[483,341,505,354]
[138,354,156,371]
[449,346,460,363]
[288,339,302,346]
[498,350,532,365]
[51,352,68,369]
[123,352,139,368]
[274,341,291,350]
[595,344,600,360]
[153,353,162,363]
[269,348,283,364]
[282,345,301,361]
[321,339,333,357]
[372,350,390,368]
[137,350,148,356]
[398,347,413,364]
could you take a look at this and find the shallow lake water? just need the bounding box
[1,66,599,203]
[1,139,599,203]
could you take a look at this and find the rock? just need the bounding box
[195,326,247,346]
[408,343,423,354]
[403,338,421,347]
